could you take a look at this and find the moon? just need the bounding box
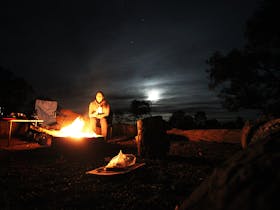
[147,90,160,101]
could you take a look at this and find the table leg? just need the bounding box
[8,121,13,147]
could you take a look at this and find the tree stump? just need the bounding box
[136,116,169,158]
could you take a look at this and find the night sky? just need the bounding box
[0,0,260,120]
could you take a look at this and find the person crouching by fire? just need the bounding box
[89,91,110,139]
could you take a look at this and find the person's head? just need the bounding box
[95,91,105,103]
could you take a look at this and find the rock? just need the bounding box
[178,128,280,210]
[241,118,280,149]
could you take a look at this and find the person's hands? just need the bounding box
[90,111,98,118]
[96,115,103,119]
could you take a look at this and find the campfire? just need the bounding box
[39,117,102,139]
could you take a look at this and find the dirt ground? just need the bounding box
[0,136,241,210]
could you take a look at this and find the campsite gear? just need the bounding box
[105,150,136,169]
[86,163,145,176]
[136,116,169,158]
[86,150,145,175]
[1,118,44,147]
[26,99,58,145]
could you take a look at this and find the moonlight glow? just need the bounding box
[147,90,160,101]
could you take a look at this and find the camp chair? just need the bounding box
[25,99,58,145]
[34,99,58,127]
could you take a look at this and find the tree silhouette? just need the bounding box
[130,99,151,119]
[0,67,35,115]
[206,0,280,117]
[205,118,220,129]
[194,111,207,128]
[168,110,195,129]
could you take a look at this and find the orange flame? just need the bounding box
[46,117,102,139]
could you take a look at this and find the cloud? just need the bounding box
[0,0,260,120]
